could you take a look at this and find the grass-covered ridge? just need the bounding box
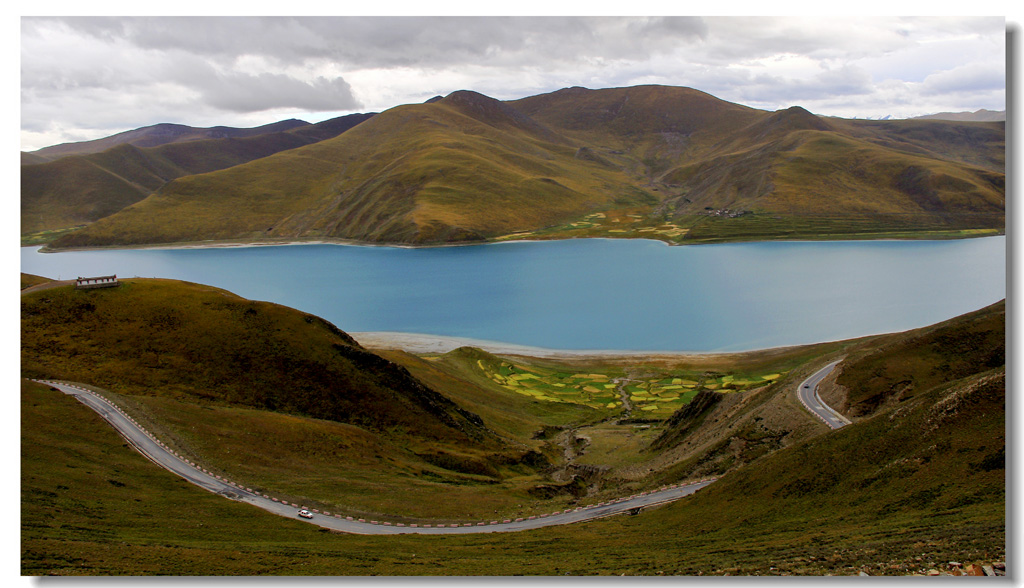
[21,278,489,443]
[832,301,1005,418]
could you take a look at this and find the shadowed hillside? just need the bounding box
[649,301,1004,476]
[27,119,310,161]
[829,301,1005,418]
[21,278,488,443]
[22,113,374,236]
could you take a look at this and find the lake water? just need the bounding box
[20,237,1005,352]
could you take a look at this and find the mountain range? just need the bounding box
[913,109,1006,122]
[23,85,1004,248]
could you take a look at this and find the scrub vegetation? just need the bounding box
[20,272,52,291]
[21,276,1004,575]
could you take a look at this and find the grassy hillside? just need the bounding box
[20,272,52,290]
[510,85,767,170]
[21,114,374,237]
[656,128,1003,242]
[832,301,1005,418]
[835,118,1005,173]
[22,277,641,521]
[21,278,488,443]
[21,143,181,235]
[377,340,869,496]
[18,275,843,519]
[21,151,49,165]
[22,299,1005,574]
[52,91,651,248]
[768,132,1003,220]
[45,85,1003,249]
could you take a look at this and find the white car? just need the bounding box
[298,509,313,519]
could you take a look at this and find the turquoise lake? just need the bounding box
[20,237,1005,352]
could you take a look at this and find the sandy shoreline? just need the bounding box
[31,230,1001,255]
[350,331,757,361]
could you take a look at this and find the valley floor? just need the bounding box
[351,331,751,360]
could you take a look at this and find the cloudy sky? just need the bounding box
[20,15,1009,151]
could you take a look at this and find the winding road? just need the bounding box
[35,379,715,535]
[796,361,851,429]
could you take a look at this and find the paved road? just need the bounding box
[796,361,850,429]
[20,279,75,296]
[36,380,715,535]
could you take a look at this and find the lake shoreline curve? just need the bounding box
[32,228,1004,254]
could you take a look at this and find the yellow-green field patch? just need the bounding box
[467,352,788,414]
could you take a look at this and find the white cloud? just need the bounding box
[19,16,1007,151]
[197,72,358,113]
[922,62,1006,95]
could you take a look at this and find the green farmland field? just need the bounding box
[471,357,786,417]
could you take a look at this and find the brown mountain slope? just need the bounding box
[826,301,1005,419]
[52,91,650,247]
[20,152,48,165]
[27,119,310,162]
[21,143,183,234]
[914,109,1005,122]
[513,87,1003,236]
[21,113,374,235]
[660,126,1004,226]
[511,85,765,144]
[833,118,1005,172]
[511,85,767,182]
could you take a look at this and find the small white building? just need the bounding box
[75,275,119,290]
